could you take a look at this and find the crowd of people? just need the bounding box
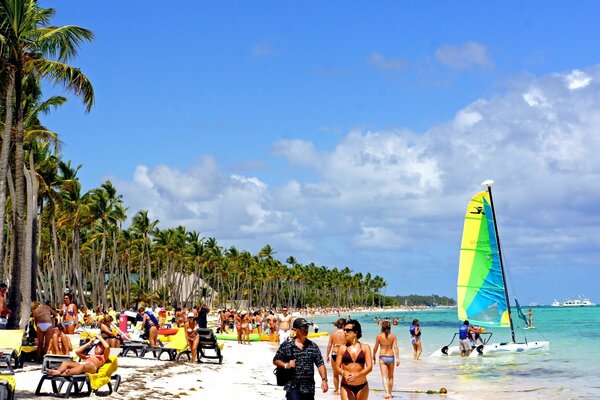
[275,316,405,400]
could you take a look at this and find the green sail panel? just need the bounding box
[457,190,509,327]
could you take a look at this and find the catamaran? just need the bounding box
[432,180,549,357]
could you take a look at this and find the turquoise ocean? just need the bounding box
[308,306,600,399]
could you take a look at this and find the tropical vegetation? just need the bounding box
[0,0,388,329]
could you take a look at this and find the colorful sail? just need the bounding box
[457,190,509,327]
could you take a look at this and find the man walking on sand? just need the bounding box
[278,307,293,344]
[274,318,328,400]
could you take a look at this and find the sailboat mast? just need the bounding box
[484,183,516,343]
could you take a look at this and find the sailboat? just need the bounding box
[432,180,549,357]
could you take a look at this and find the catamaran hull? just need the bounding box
[430,341,549,357]
[470,341,549,356]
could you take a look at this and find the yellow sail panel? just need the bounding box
[457,191,508,326]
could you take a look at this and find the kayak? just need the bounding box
[216,333,261,342]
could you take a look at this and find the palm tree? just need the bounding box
[0,0,94,328]
[130,210,159,293]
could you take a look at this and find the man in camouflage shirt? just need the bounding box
[273,318,328,400]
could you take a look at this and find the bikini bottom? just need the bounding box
[37,322,53,332]
[341,382,368,396]
[379,355,395,365]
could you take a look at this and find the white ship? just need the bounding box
[561,297,596,307]
[551,299,561,307]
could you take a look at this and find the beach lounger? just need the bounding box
[121,339,148,358]
[144,327,189,361]
[197,328,223,364]
[42,354,74,374]
[0,330,24,369]
[0,353,15,400]
[35,355,121,398]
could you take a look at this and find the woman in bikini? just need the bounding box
[99,315,121,348]
[47,324,73,355]
[240,311,251,345]
[61,293,78,334]
[327,318,347,395]
[138,307,159,347]
[410,319,422,360]
[373,320,400,399]
[185,312,200,363]
[33,300,58,360]
[334,319,373,400]
[46,335,110,376]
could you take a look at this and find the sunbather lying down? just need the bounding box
[46,335,110,376]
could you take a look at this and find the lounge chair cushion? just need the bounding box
[89,355,118,391]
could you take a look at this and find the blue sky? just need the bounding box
[39,1,600,303]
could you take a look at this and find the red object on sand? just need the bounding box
[119,313,128,333]
[157,328,178,336]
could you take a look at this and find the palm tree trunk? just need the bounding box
[0,71,15,282]
[24,152,39,302]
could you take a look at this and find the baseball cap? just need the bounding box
[293,318,309,329]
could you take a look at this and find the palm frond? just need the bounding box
[37,25,94,61]
[33,58,94,111]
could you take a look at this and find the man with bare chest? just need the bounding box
[278,307,293,344]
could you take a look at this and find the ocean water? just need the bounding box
[308,307,600,399]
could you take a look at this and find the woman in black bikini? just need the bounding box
[334,319,373,400]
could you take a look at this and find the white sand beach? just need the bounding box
[13,337,453,400]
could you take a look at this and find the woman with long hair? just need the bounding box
[47,324,72,355]
[326,317,347,395]
[61,293,78,334]
[373,320,399,399]
[410,319,422,360]
[334,319,373,400]
[99,315,121,348]
[47,336,110,376]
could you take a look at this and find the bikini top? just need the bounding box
[342,345,366,366]
[62,308,74,316]
[86,354,104,363]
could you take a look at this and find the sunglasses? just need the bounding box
[343,328,355,333]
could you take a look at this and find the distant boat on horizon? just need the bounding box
[561,297,596,307]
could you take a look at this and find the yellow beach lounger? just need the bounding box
[35,355,121,398]
[144,327,190,361]
[0,353,15,400]
[0,330,24,369]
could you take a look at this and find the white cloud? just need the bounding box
[117,66,600,298]
[564,69,592,90]
[367,52,407,71]
[435,42,492,70]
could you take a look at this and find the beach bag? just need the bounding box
[274,366,293,386]
[274,340,295,386]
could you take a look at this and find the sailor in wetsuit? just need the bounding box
[334,319,373,400]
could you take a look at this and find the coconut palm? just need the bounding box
[0,0,94,328]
